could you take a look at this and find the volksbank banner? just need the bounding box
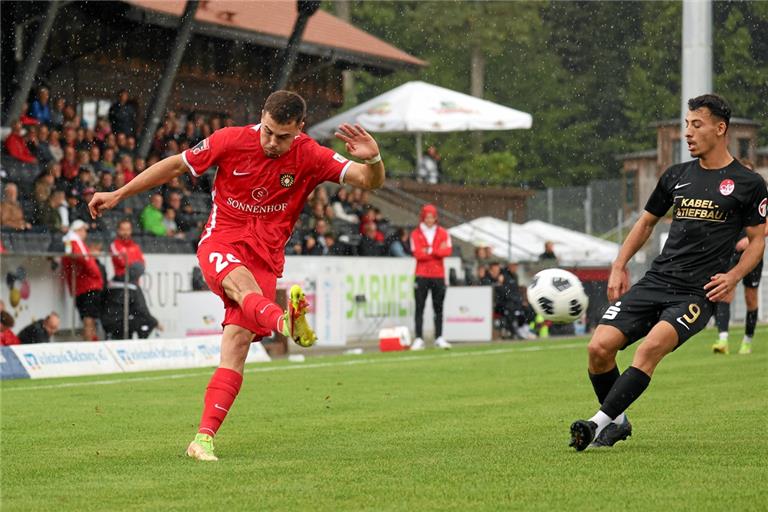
[106,336,270,373]
[8,342,122,379]
[1,337,270,380]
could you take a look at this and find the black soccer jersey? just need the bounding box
[644,159,767,293]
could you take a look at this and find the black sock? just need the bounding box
[715,301,730,333]
[745,309,758,337]
[588,366,620,404]
[600,366,651,419]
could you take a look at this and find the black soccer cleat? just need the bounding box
[590,417,632,448]
[569,420,597,451]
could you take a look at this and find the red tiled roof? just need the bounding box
[125,0,426,68]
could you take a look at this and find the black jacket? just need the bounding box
[17,320,50,344]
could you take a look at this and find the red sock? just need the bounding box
[198,367,243,437]
[241,292,284,333]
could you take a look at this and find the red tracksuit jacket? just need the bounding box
[110,238,145,278]
[410,224,452,279]
[62,233,104,296]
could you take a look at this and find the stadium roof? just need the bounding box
[124,1,426,71]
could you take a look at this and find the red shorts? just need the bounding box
[197,235,277,339]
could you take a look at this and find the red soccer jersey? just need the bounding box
[110,237,145,278]
[181,125,352,275]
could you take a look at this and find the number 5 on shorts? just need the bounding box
[209,252,241,274]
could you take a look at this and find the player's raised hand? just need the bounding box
[334,123,380,161]
[88,191,121,219]
[607,266,629,302]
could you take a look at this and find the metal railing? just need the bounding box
[377,182,538,260]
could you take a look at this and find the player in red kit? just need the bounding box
[89,91,385,461]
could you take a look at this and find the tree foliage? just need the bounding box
[321,1,767,187]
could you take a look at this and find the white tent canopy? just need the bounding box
[308,81,532,171]
[449,217,620,266]
[308,80,532,137]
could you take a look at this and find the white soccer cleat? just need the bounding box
[410,337,425,351]
[435,336,452,350]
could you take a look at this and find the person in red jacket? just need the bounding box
[110,218,145,280]
[3,120,37,164]
[409,204,452,350]
[62,219,104,341]
[0,310,20,346]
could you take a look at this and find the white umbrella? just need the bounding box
[308,81,532,169]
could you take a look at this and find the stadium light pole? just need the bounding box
[680,0,712,164]
[271,1,321,92]
[137,0,200,160]
[5,1,61,123]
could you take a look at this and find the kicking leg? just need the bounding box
[224,266,315,347]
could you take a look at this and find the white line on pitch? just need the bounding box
[1,342,585,392]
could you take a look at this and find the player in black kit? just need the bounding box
[569,94,767,451]
[712,159,766,356]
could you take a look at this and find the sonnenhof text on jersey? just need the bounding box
[226,197,288,214]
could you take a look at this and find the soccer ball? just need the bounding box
[526,268,588,323]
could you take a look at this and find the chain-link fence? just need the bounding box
[526,179,623,236]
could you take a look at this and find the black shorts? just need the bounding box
[728,252,763,288]
[598,276,714,349]
[76,290,103,320]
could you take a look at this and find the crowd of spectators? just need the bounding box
[286,184,413,258]
[1,86,425,258]
[466,249,537,340]
[0,86,220,245]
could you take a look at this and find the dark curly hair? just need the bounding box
[688,94,731,130]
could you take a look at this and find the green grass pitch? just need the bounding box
[2,328,766,511]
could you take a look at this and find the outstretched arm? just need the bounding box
[89,154,187,218]
[705,223,766,302]
[335,123,385,190]
[607,211,662,301]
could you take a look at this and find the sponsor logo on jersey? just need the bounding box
[226,197,288,215]
[191,138,210,155]
[719,179,735,196]
[332,153,348,164]
[251,187,269,203]
[760,198,767,218]
[280,174,295,188]
[675,197,727,222]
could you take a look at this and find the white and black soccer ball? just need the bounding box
[526,268,589,323]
